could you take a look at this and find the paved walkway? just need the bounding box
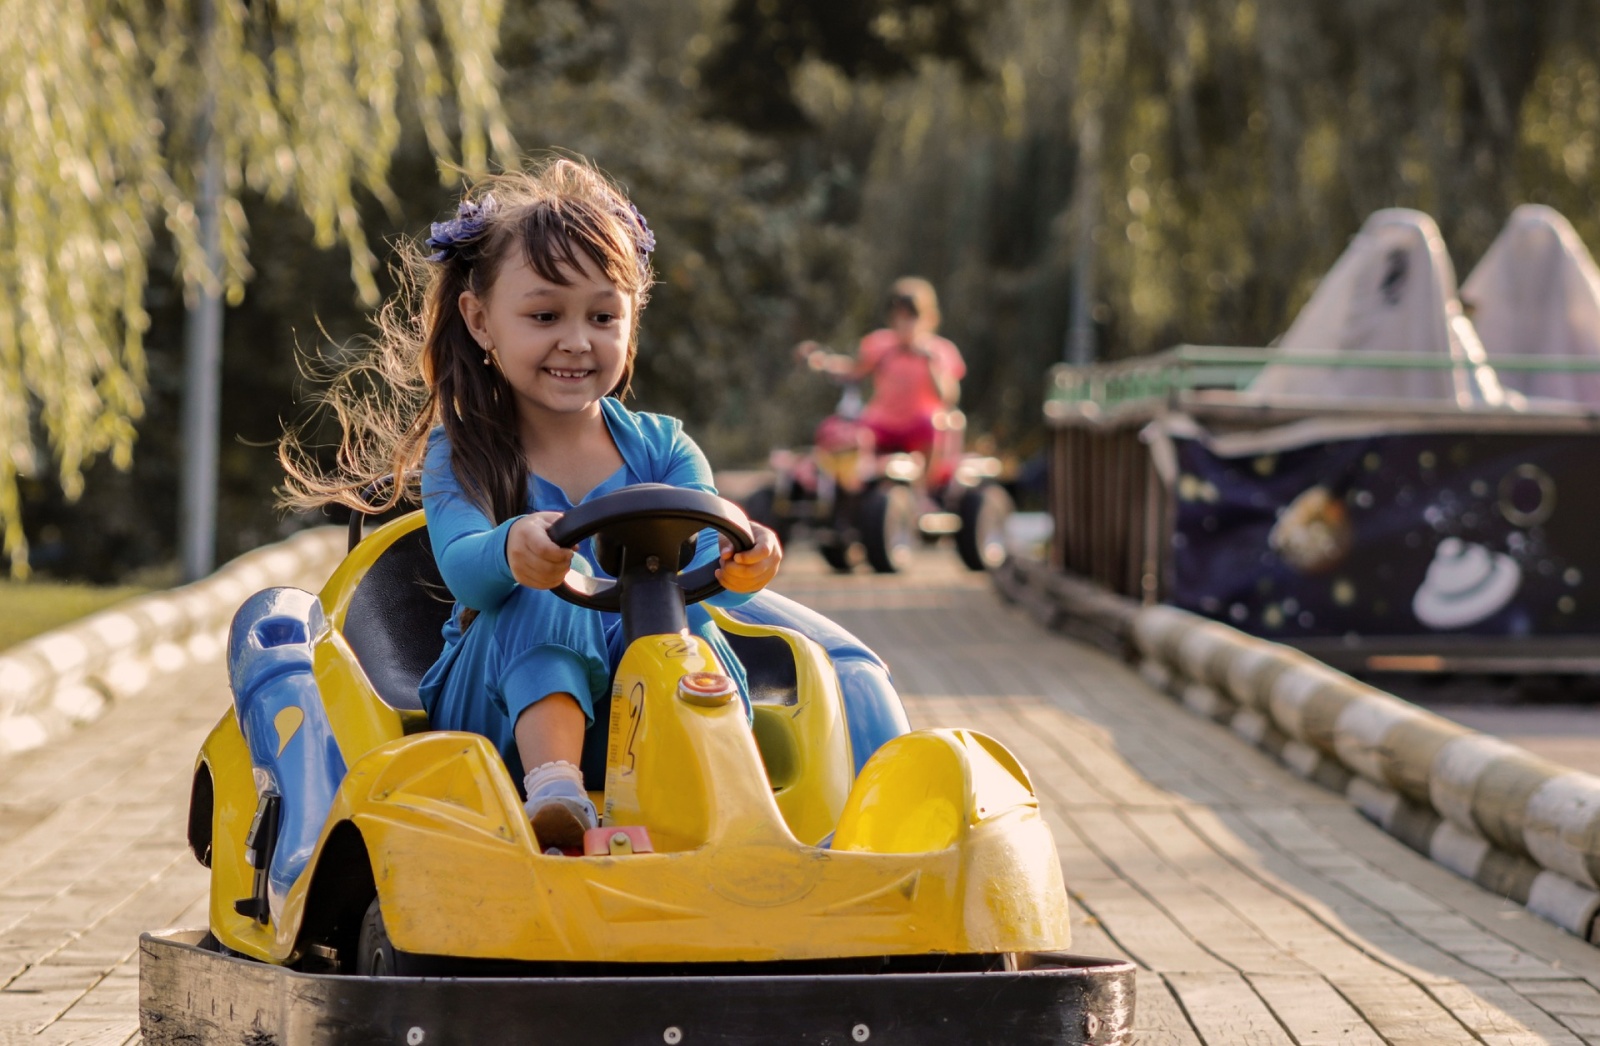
[4,549,1600,1043]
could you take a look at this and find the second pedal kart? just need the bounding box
[748,384,1015,575]
[140,485,1133,1045]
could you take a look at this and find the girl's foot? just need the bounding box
[523,761,598,850]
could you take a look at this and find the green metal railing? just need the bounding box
[1047,345,1600,413]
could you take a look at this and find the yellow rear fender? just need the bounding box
[830,728,1069,946]
[831,728,1038,853]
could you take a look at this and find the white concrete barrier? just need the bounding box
[994,554,1600,944]
[0,528,344,758]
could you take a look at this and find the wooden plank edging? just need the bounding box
[994,556,1600,943]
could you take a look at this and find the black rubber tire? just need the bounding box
[356,898,407,976]
[741,485,791,548]
[861,484,917,574]
[818,541,855,573]
[956,483,1014,571]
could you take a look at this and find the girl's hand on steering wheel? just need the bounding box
[716,523,782,594]
[508,512,576,590]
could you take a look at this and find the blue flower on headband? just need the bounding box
[426,194,499,263]
[628,203,656,258]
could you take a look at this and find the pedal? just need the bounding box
[583,826,654,856]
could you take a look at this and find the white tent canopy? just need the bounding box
[1461,204,1600,407]
[1249,208,1506,407]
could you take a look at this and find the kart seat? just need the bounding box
[341,526,452,713]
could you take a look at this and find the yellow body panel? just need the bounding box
[311,629,418,752]
[315,514,431,747]
[202,509,1072,965]
[712,610,854,847]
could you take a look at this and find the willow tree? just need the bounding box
[0,0,513,575]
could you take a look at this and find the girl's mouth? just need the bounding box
[545,367,592,380]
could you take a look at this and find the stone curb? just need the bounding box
[0,527,346,758]
[994,555,1600,943]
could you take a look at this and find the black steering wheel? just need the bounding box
[545,484,755,615]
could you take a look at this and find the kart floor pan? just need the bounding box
[139,928,1137,1045]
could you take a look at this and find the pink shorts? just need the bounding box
[864,414,936,455]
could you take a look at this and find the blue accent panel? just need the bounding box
[227,588,347,914]
[834,659,912,775]
[722,591,887,670]
[723,591,909,774]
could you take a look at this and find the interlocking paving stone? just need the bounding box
[3,547,1600,1043]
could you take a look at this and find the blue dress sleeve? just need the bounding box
[653,418,755,609]
[420,429,523,612]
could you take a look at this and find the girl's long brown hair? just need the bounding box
[279,158,654,527]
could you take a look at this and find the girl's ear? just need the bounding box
[458,289,491,348]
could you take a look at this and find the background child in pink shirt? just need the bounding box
[800,277,965,455]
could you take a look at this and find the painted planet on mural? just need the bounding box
[1412,537,1522,629]
[1268,486,1352,574]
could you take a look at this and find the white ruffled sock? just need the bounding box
[523,759,585,798]
[522,760,596,850]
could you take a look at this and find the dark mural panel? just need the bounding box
[1169,431,1599,638]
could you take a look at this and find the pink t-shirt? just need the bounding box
[857,329,965,430]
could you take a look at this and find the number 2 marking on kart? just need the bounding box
[662,636,694,658]
[625,682,644,770]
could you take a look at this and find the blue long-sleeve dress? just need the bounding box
[416,398,751,790]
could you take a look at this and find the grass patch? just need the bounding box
[0,581,150,652]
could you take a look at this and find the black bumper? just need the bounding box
[140,929,1136,1045]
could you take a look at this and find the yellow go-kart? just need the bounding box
[138,485,1133,1044]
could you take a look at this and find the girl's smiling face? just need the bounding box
[459,250,633,424]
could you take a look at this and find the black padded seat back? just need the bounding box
[723,630,799,706]
[342,527,452,713]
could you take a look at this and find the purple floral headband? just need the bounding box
[425,192,656,271]
[624,203,656,266]
[425,194,499,263]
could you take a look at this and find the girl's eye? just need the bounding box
[529,312,556,323]
[593,312,616,324]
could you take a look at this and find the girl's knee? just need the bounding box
[493,585,609,652]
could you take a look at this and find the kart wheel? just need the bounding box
[742,485,791,548]
[861,484,916,574]
[818,541,855,573]
[356,898,410,976]
[956,483,1014,571]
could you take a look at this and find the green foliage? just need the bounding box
[700,0,987,130]
[0,0,512,575]
[19,0,1600,582]
[0,580,149,651]
[1061,0,1600,354]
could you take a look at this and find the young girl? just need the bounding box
[282,159,782,850]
